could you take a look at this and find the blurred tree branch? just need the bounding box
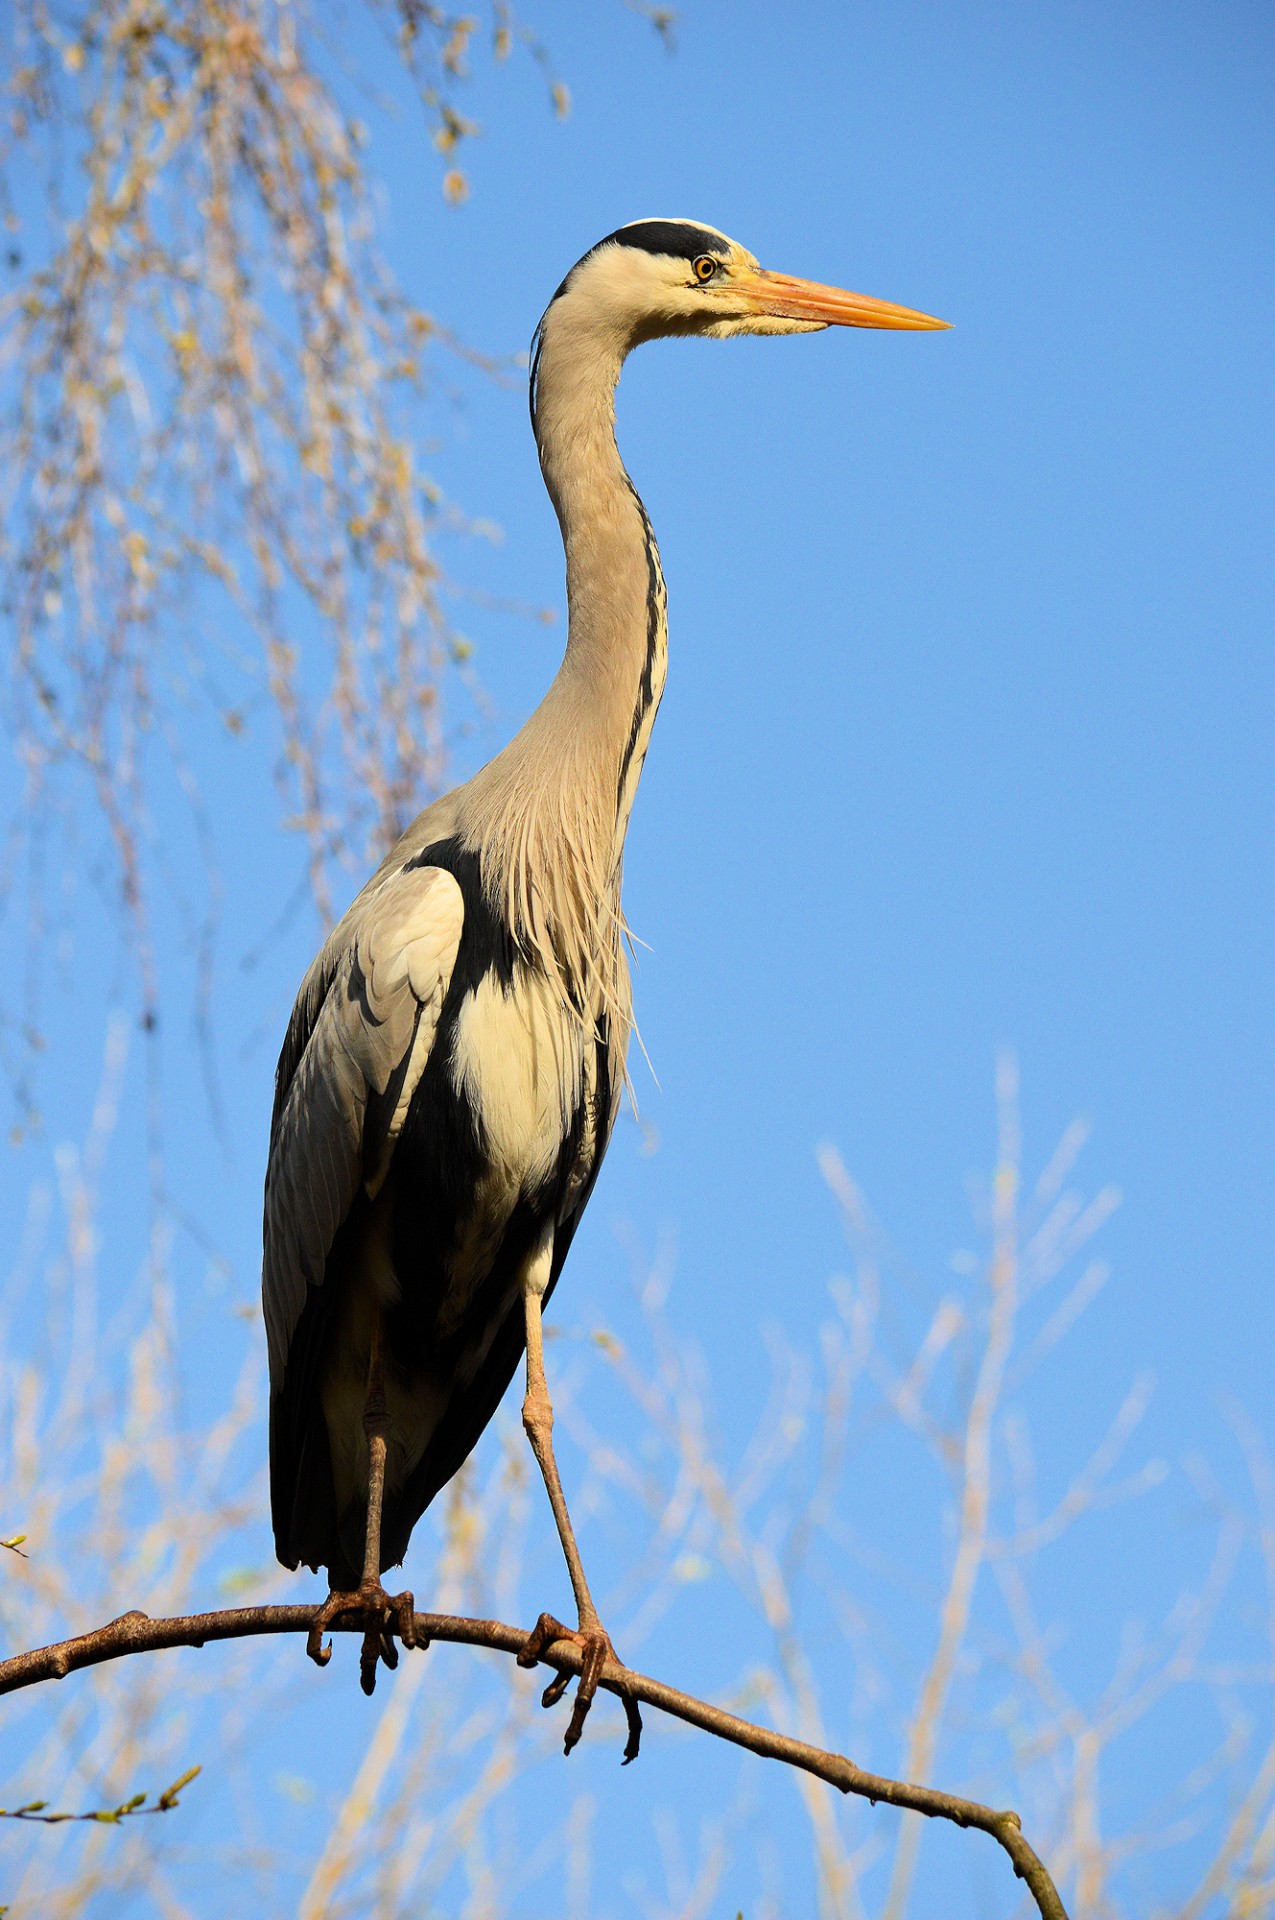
[0,1763,199,1822]
[4,1045,1274,1913]
[0,1599,1070,1920]
[0,0,570,1110]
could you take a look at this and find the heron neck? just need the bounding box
[532,325,668,857]
[455,318,667,1031]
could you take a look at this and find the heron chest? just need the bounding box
[448,965,593,1211]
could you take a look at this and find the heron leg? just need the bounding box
[306,1313,419,1695]
[516,1265,642,1761]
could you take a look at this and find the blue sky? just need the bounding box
[2,1,1272,1912]
[400,0,1273,1417]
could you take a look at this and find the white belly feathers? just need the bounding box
[451,962,587,1209]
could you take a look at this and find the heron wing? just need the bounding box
[261,863,465,1387]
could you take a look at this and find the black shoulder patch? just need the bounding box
[546,219,732,306]
[406,836,518,991]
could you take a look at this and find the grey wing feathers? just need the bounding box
[262,865,465,1387]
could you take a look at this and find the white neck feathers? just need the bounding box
[459,283,669,1042]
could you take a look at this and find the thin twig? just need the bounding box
[0,1766,200,1823]
[0,1603,1069,1920]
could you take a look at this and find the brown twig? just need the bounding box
[0,1603,1069,1920]
[0,1766,200,1824]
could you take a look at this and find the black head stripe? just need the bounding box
[602,220,732,262]
[547,219,732,305]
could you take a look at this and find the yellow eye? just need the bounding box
[692,255,718,283]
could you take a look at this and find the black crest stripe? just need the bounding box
[602,220,732,262]
[546,220,732,306]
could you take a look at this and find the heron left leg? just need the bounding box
[306,1312,419,1695]
[516,1255,642,1760]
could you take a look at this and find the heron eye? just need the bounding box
[692,255,718,283]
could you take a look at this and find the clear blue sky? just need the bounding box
[404,0,1273,1434]
[3,2,1272,1912]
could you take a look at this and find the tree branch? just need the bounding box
[0,1604,1068,1920]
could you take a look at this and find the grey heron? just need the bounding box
[262,218,947,1752]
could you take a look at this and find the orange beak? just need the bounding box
[733,268,949,331]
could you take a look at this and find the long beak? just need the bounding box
[734,268,949,331]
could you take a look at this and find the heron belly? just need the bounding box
[444,964,587,1309]
[357,967,589,1502]
[310,959,611,1575]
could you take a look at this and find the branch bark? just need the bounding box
[0,1603,1068,1920]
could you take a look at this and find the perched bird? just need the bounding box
[262,218,947,1746]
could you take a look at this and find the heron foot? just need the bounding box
[517,1610,642,1762]
[306,1581,419,1695]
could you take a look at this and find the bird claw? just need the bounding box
[517,1610,642,1762]
[306,1582,418,1695]
[306,1623,334,1668]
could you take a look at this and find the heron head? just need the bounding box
[543,218,950,348]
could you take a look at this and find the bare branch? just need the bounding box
[0,1600,1069,1920]
[0,1765,199,1824]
